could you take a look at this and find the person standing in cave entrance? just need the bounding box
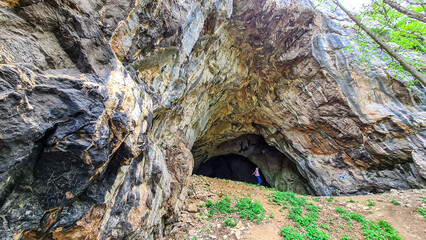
[252,167,262,186]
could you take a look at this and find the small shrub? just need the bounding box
[280,226,305,240]
[390,200,401,206]
[224,217,237,227]
[341,233,352,240]
[417,208,426,219]
[271,191,328,239]
[203,196,265,224]
[327,197,334,202]
[319,223,330,230]
[367,199,376,208]
[362,219,402,240]
[335,207,365,223]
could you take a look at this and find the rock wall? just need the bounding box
[0,0,425,239]
[195,134,309,194]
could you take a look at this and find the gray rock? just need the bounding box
[0,0,425,239]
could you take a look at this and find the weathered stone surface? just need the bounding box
[195,134,309,194]
[0,0,425,239]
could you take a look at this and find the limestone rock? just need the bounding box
[0,0,425,239]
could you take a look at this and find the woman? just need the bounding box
[252,167,262,186]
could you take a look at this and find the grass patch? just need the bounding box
[335,207,401,240]
[341,233,352,240]
[327,197,334,202]
[224,217,237,227]
[362,220,401,240]
[204,196,266,224]
[270,191,329,240]
[390,199,400,206]
[417,208,426,219]
[367,199,376,208]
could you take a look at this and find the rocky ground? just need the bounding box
[166,175,426,240]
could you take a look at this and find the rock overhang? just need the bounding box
[0,0,425,239]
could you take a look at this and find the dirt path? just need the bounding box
[169,175,426,240]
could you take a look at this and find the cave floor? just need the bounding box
[168,175,426,240]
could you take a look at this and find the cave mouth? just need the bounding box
[191,134,311,194]
[194,154,271,187]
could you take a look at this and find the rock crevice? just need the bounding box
[0,0,425,239]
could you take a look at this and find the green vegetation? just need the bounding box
[335,207,402,240]
[270,191,329,240]
[319,223,330,230]
[367,199,376,208]
[362,220,402,240]
[341,233,352,240]
[335,207,365,223]
[390,199,401,205]
[347,199,356,203]
[204,196,266,224]
[421,197,426,204]
[417,208,426,219]
[224,217,237,227]
[316,0,426,87]
[199,181,404,240]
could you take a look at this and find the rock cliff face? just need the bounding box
[0,0,424,239]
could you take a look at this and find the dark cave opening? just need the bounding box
[191,134,311,194]
[194,154,271,187]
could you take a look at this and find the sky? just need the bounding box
[339,0,372,11]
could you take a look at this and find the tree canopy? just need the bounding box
[317,0,426,87]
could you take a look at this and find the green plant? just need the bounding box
[417,208,426,219]
[271,191,328,239]
[347,199,356,203]
[203,196,266,224]
[235,197,266,223]
[367,199,376,208]
[390,199,401,205]
[319,223,330,231]
[279,226,305,240]
[268,212,274,219]
[335,207,365,223]
[312,197,320,202]
[362,219,402,240]
[341,233,352,240]
[224,217,237,227]
[421,197,426,204]
[335,206,401,239]
[327,197,334,202]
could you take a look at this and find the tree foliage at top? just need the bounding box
[316,0,426,87]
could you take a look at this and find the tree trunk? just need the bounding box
[334,0,426,86]
[383,0,426,23]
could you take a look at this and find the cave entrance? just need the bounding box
[194,153,271,187]
[192,134,311,194]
